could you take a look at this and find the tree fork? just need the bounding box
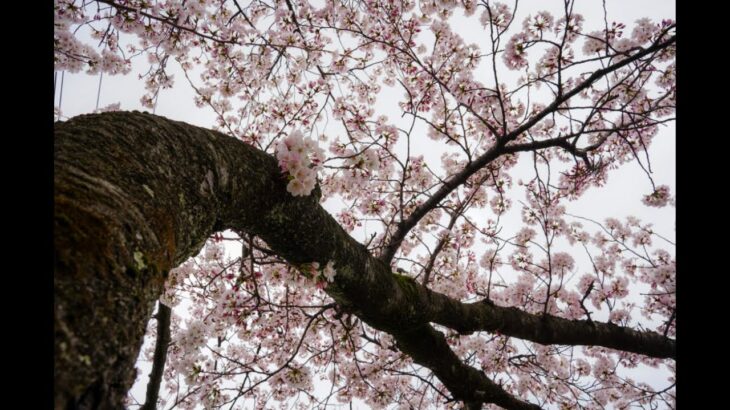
[54,112,671,409]
[55,111,535,408]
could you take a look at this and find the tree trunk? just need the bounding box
[54,111,267,408]
[54,111,534,409]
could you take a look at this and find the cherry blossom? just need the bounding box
[55,0,675,408]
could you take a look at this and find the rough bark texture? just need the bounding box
[54,112,673,409]
[394,284,676,359]
[55,112,236,409]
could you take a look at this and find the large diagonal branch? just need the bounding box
[54,111,535,409]
[379,35,676,263]
[397,282,675,359]
[396,324,540,410]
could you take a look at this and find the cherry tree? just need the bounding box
[54,0,675,409]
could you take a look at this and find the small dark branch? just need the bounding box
[663,308,675,338]
[579,282,595,324]
[96,0,237,44]
[140,302,172,410]
[379,143,505,263]
[422,234,448,286]
[422,206,462,286]
[378,35,676,263]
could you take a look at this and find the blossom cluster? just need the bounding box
[642,185,672,208]
[300,260,337,288]
[275,130,325,196]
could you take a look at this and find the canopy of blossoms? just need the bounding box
[55,1,675,409]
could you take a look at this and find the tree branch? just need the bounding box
[378,35,676,263]
[420,290,674,359]
[54,111,671,410]
[395,324,540,410]
[140,301,172,410]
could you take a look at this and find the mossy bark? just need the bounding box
[54,111,239,409]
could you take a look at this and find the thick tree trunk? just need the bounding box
[54,112,672,409]
[54,111,273,408]
[54,111,530,409]
[53,110,368,408]
[55,118,167,408]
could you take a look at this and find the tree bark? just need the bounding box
[54,112,672,409]
[55,111,245,409]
